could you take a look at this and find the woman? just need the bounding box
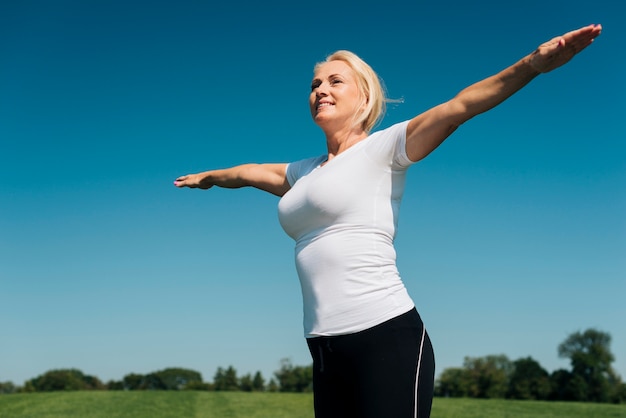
[174,24,601,418]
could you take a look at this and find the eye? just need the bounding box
[330,78,343,85]
[310,80,321,91]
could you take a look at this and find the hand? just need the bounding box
[529,24,602,73]
[173,173,213,189]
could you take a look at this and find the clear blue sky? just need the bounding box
[1,0,624,386]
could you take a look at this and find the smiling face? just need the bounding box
[309,60,365,132]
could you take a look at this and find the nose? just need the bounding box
[314,81,329,97]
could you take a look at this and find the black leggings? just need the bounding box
[306,308,435,418]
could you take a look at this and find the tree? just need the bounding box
[153,368,203,390]
[558,328,617,402]
[213,366,239,391]
[252,371,265,392]
[121,368,203,391]
[139,373,167,390]
[213,367,225,390]
[106,380,124,391]
[435,367,468,397]
[123,373,145,390]
[239,373,254,392]
[606,369,626,404]
[238,371,265,392]
[549,369,587,401]
[506,357,550,400]
[0,381,17,394]
[274,358,313,393]
[267,378,279,392]
[26,369,103,392]
[462,355,512,399]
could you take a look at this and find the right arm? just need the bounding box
[174,163,290,197]
[404,24,601,162]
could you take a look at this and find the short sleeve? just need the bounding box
[391,121,414,169]
[285,155,327,186]
[364,120,414,170]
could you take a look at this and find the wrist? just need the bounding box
[522,53,543,77]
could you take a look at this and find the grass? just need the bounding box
[0,391,313,418]
[0,392,625,418]
[431,397,626,418]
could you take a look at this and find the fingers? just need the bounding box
[173,174,212,189]
[174,175,189,188]
[532,24,601,73]
[566,24,602,40]
[562,24,602,53]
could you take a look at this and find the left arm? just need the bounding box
[405,24,602,162]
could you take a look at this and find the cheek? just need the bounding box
[308,95,317,115]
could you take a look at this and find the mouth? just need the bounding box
[316,102,334,112]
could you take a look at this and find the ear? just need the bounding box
[358,89,368,107]
[360,96,369,112]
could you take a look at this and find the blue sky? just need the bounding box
[1,0,624,386]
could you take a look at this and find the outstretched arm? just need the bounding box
[405,24,602,162]
[174,163,290,197]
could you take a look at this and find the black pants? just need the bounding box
[306,308,435,418]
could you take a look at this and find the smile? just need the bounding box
[317,102,334,110]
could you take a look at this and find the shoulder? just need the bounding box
[369,120,410,141]
[364,121,413,168]
[285,155,327,186]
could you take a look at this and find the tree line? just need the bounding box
[435,328,626,403]
[1,328,624,403]
[0,358,311,395]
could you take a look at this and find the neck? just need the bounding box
[323,125,368,161]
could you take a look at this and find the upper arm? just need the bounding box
[405,57,541,163]
[405,99,466,162]
[241,163,290,197]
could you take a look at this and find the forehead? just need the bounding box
[313,60,354,79]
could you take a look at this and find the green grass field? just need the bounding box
[0,392,625,418]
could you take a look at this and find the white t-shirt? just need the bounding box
[277,120,416,338]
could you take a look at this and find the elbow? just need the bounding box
[443,99,470,128]
[236,164,259,187]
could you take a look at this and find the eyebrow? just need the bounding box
[311,73,345,83]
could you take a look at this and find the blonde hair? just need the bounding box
[315,50,388,133]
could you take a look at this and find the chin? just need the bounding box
[313,115,331,127]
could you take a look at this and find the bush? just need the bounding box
[26,369,104,392]
[0,381,17,394]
